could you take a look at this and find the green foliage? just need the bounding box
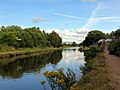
[71,42,78,46]
[84,47,97,60]
[0,32,19,48]
[0,25,62,48]
[78,53,109,90]
[49,31,62,47]
[78,46,89,51]
[96,45,104,52]
[84,45,104,60]
[82,30,106,47]
[0,44,16,52]
[114,29,120,39]
[108,40,120,56]
[42,68,77,90]
[0,50,62,78]
[109,31,115,38]
[1,25,22,32]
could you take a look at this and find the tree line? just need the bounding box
[80,29,120,56]
[0,25,62,48]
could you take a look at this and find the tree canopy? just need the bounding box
[49,31,62,47]
[82,30,106,46]
[0,25,62,48]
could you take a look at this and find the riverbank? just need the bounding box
[0,47,65,58]
[77,52,110,90]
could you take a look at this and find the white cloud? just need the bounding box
[81,0,96,2]
[54,13,83,20]
[46,28,89,44]
[32,18,46,23]
[76,28,89,34]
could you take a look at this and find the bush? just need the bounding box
[108,40,120,56]
[84,47,97,60]
[96,45,104,52]
[84,45,104,60]
[0,44,16,52]
[42,68,77,90]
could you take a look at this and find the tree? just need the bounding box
[82,30,106,46]
[72,42,77,46]
[1,25,22,32]
[114,29,120,39]
[0,25,62,48]
[0,32,19,48]
[49,31,62,47]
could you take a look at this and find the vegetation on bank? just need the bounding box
[81,30,106,47]
[78,46,89,51]
[77,29,108,89]
[0,46,64,58]
[41,68,78,90]
[108,29,120,56]
[78,53,109,90]
[77,28,120,90]
[0,25,62,48]
[84,45,104,60]
[79,29,120,56]
[0,25,64,58]
[108,40,120,56]
[77,46,110,90]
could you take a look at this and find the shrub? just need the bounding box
[96,45,104,52]
[108,40,120,56]
[84,47,97,60]
[84,45,104,60]
[42,68,77,90]
[0,44,16,52]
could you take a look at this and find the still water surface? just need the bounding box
[0,47,85,90]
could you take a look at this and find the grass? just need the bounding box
[0,46,65,58]
[78,46,89,51]
[77,53,110,90]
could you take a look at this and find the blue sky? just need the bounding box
[0,0,120,43]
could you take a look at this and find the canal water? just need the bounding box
[0,47,85,90]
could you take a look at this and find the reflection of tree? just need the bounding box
[0,50,62,79]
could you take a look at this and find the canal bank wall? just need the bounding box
[0,47,63,58]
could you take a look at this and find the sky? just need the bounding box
[0,0,120,43]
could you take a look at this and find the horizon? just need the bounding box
[0,0,120,43]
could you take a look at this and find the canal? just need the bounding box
[0,47,85,90]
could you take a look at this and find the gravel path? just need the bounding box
[104,50,120,90]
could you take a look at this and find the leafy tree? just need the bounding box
[1,25,22,32]
[109,31,115,38]
[0,26,62,48]
[71,42,77,46]
[0,32,19,48]
[17,31,34,47]
[49,31,62,47]
[82,30,106,46]
[114,29,120,39]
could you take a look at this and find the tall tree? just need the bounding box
[82,30,106,46]
[49,31,62,47]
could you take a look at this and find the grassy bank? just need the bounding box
[77,52,110,90]
[0,47,65,58]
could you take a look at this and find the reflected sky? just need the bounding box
[0,47,85,90]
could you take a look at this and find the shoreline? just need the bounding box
[0,47,64,58]
[77,52,110,90]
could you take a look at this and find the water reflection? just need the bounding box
[0,47,85,90]
[0,50,62,79]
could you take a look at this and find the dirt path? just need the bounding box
[104,50,120,90]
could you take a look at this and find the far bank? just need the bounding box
[0,47,66,58]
